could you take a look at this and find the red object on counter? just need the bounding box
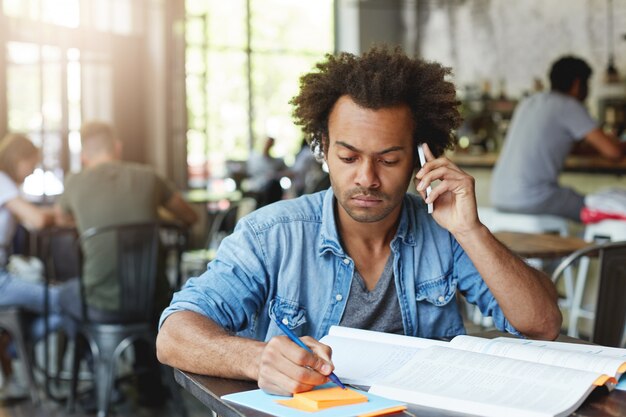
[580,207,626,224]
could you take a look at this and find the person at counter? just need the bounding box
[491,56,624,221]
[156,47,561,396]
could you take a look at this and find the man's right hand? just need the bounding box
[257,335,335,395]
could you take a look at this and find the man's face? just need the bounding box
[326,95,415,224]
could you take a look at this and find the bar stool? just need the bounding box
[567,220,626,337]
[478,207,570,236]
[473,207,572,328]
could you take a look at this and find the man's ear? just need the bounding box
[569,78,581,98]
[321,134,329,162]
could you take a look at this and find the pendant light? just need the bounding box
[605,0,620,83]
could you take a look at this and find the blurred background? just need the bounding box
[1,0,624,201]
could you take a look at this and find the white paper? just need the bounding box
[369,346,602,417]
[450,335,626,379]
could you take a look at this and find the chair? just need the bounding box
[0,307,40,404]
[205,197,257,250]
[67,223,160,417]
[181,198,257,283]
[551,240,626,347]
[564,220,626,338]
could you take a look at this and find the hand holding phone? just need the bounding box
[417,144,433,214]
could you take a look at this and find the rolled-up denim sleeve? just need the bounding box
[159,217,269,332]
[451,238,521,337]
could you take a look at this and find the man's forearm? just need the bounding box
[156,311,265,380]
[454,225,561,340]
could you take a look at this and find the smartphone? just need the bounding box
[417,144,433,214]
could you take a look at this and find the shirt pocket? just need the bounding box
[268,296,308,334]
[415,271,458,307]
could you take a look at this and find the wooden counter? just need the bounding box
[449,152,626,175]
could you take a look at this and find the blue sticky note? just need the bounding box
[222,383,405,417]
[616,375,626,391]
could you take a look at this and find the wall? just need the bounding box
[418,0,626,111]
[336,0,418,55]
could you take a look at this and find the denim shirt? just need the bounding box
[160,189,519,341]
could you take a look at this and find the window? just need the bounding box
[185,0,334,189]
[1,0,141,197]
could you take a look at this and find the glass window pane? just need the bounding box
[252,53,325,159]
[186,46,205,74]
[205,0,247,49]
[6,43,41,131]
[82,61,113,121]
[186,17,206,46]
[206,51,248,161]
[111,0,133,35]
[41,131,62,171]
[185,0,209,16]
[42,45,62,131]
[2,0,39,20]
[91,0,111,32]
[41,0,80,28]
[251,0,334,52]
[67,49,82,131]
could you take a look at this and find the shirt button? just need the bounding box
[343,258,350,265]
[282,318,289,325]
[335,294,343,302]
[437,295,445,303]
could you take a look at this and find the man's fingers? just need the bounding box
[258,336,332,394]
[422,142,435,161]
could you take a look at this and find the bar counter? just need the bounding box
[449,152,626,175]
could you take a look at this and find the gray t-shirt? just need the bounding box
[490,91,596,211]
[338,255,404,334]
[0,172,19,268]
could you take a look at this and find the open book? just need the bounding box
[320,326,626,417]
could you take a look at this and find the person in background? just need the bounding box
[246,136,289,206]
[54,121,198,406]
[0,133,75,396]
[491,56,624,221]
[156,47,561,396]
[291,138,323,196]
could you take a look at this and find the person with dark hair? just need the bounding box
[157,47,561,395]
[491,55,623,221]
[54,121,198,407]
[0,133,76,396]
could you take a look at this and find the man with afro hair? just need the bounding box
[157,47,561,395]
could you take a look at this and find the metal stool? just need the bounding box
[0,307,40,404]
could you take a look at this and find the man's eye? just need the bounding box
[339,157,356,163]
[381,160,399,166]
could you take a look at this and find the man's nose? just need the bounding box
[355,159,380,189]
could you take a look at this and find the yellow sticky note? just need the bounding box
[277,387,368,411]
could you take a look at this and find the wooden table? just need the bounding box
[174,332,626,417]
[494,231,591,259]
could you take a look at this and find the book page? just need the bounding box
[321,327,448,386]
[320,335,422,385]
[491,337,626,358]
[449,335,626,378]
[369,346,604,417]
[327,326,448,349]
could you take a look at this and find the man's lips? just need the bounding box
[351,195,383,207]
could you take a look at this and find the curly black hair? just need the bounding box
[290,46,461,160]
